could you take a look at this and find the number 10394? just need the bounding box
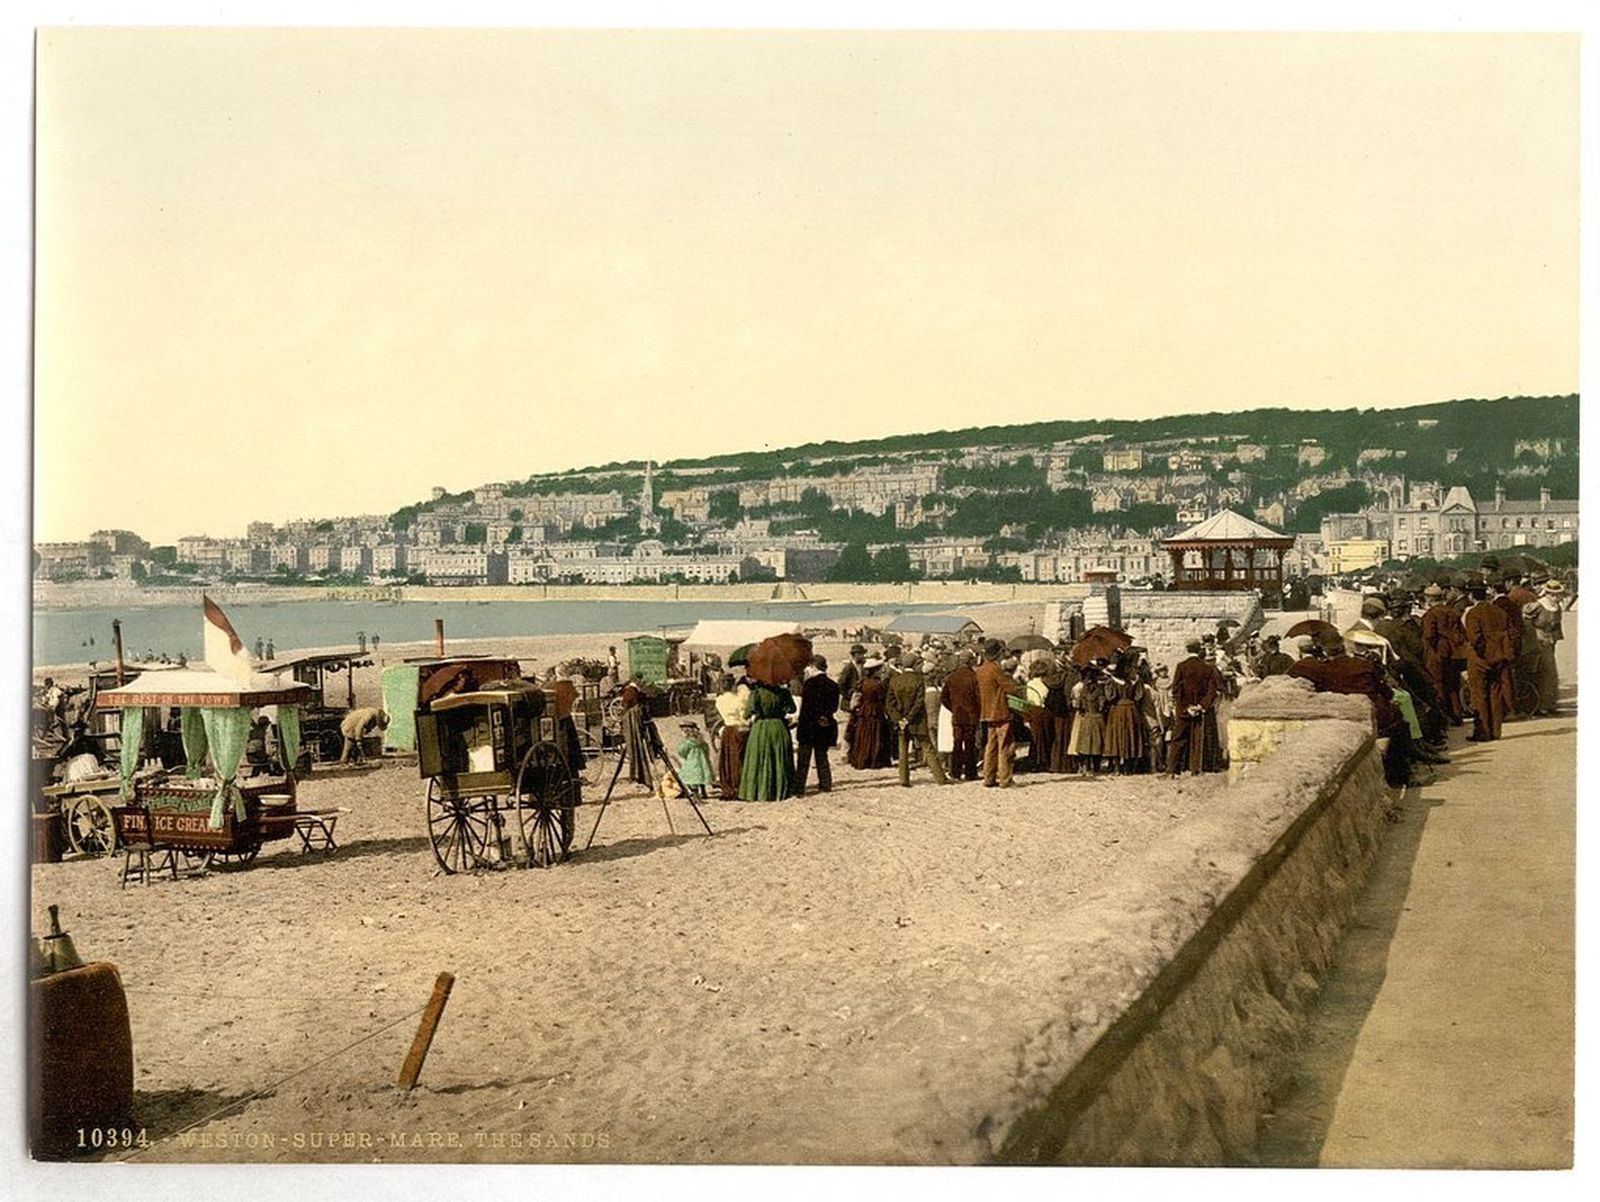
[77,1126,149,1149]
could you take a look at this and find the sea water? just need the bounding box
[31,597,939,668]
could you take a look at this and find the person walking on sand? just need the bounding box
[885,652,949,787]
[975,640,1022,788]
[795,655,841,796]
[1463,582,1513,742]
[739,679,796,801]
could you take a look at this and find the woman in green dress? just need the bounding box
[739,681,796,801]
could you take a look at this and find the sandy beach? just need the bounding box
[32,746,1222,1164]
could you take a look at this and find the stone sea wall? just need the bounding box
[981,708,1389,1165]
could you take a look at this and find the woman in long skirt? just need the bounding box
[715,677,750,800]
[1102,668,1147,774]
[1045,664,1076,773]
[1022,663,1053,773]
[1067,664,1107,774]
[846,662,893,770]
[739,681,796,801]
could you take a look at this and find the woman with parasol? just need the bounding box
[738,634,808,801]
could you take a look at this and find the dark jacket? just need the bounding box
[796,673,841,748]
[1170,655,1220,712]
[939,664,981,726]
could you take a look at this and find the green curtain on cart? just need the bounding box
[199,707,252,829]
[180,706,210,778]
[117,706,146,800]
[273,704,301,775]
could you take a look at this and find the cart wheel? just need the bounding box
[515,741,577,868]
[426,778,494,874]
[572,727,615,791]
[318,729,344,764]
[1515,674,1540,716]
[65,797,116,857]
[215,843,261,867]
[602,696,626,729]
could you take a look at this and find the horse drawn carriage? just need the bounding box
[416,677,713,875]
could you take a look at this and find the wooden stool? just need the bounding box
[119,845,178,888]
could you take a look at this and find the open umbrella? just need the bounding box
[728,643,755,668]
[745,633,814,687]
[1285,619,1341,641]
[1070,626,1133,666]
[1007,633,1055,653]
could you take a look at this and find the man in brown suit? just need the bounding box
[975,640,1021,788]
[1420,583,1466,725]
[1490,577,1526,718]
[1463,582,1513,741]
[1166,640,1222,776]
[1291,631,1421,786]
[939,650,981,781]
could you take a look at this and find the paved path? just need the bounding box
[1259,632,1576,1168]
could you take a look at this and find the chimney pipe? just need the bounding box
[112,619,126,685]
[434,618,445,657]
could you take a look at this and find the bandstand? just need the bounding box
[1164,510,1296,592]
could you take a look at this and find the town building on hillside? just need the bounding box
[1476,484,1579,550]
[1326,539,1390,574]
[89,529,151,557]
[1234,443,1268,463]
[33,541,108,580]
[1164,509,1296,592]
[1254,498,1287,528]
[1513,438,1565,459]
[1102,447,1143,472]
[1296,442,1328,469]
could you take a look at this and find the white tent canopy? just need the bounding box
[681,619,803,649]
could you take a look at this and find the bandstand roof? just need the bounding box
[1165,509,1293,545]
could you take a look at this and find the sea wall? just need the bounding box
[983,708,1389,1165]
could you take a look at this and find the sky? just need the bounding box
[31,28,1579,545]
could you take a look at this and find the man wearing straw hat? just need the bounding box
[1525,579,1567,716]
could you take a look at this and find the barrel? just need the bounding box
[32,813,64,863]
[30,962,135,1157]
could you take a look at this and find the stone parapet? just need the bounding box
[983,718,1387,1165]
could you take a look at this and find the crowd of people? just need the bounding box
[687,634,1245,803]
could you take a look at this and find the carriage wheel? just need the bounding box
[426,778,494,874]
[514,741,577,868]
[1515,674,1541,716]
[215,842,262,867]
[573,727,614,791]
[602,695,627,729]
[65,797,116,857]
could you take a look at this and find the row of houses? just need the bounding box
[1320,483,1578,573]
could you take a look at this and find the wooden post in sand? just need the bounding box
[397,972,455,1090]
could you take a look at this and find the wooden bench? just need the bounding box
[293,808,348,853]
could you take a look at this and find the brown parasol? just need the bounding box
[1007,633,1055,652]
[1284,619,1341,641]
[745,633,814,687]
[1070,626,1133,666]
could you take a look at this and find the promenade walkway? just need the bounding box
[1259,631,1577,1168]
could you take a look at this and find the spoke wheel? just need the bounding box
[426,778,494,874]
[179,847,216,871]
[1515,675,1540,716]
[515,741,577,869]
[65,797,116,857]
[214,842,261,867]
[573,727,614,791]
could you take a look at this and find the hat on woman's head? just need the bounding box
[1542,580,1566,594]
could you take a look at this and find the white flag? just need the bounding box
[202,595,257,684]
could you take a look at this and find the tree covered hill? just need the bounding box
[553,393,1577,485]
